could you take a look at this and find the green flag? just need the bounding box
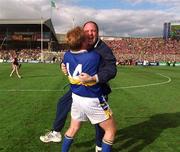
[51,0,56,8]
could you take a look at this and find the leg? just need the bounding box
[62,118,81,152]
[99,117,116,152]
[40,89,72,143]
[95,95,109,151]
[53,89,72,132]
[65,118,81,137]
[95,124,105,149]
[15,66,21,78]
[10,65,15,77]
[99,117,116,141]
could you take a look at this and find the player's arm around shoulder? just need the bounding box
[61,63,68,75]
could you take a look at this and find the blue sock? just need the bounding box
[61,135,73,152]
[95,124,104,147]
[102,140,113,152]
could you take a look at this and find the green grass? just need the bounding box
[0,63,180,152]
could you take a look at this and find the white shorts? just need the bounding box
[71,93,112,124]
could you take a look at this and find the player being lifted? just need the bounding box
[61,26,116,152]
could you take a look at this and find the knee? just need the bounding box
[71,125,80,132]
[66,125,80,137]
[104,124,117,142]
[113,124,117,134]
[108,126,116,136]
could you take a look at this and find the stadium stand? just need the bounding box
[0,37,180,64]
[0,19,180,65]
[0,18,66,63]
[104,38,180,65]
[0,18,59,50]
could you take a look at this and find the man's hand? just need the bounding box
[79,73,96,83]
[61,63,68,75]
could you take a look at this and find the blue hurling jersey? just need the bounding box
[63,50,102,97]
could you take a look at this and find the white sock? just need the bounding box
[53,131,59,135]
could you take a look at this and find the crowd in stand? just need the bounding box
[0,49,64,63]
[105,38,180,65]
[18,49,41,62]
[0,49,41,62]
[0,38,180,65]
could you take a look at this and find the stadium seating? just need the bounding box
[0,38,180,64]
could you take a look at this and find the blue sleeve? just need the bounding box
[63,52,68,64]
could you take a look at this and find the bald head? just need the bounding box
[83,21,99,47]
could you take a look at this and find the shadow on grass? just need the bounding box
[74,112,180,152]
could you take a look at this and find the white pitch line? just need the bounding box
[0,89,65,92]
[112,73,171,90]
[0,73,171,92]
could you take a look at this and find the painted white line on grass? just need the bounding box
[0,89,65,92]
[112,73,171,90]
[0,73,171,92]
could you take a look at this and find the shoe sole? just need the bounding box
[40,137,61,143]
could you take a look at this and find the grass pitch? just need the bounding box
[0,63,180,152]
